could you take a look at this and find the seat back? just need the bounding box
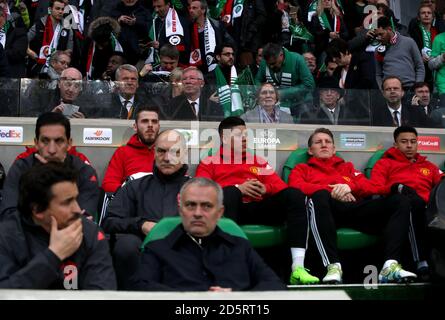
[140,216,248,250]
[364,149,385,178]
[282,148,343,183]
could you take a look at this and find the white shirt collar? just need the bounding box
[119,95,135,110]
[187,98,200,115]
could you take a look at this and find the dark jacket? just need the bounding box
[334,51,378,90]
[92,92,146,119]
[109,1,150,64]
[371,103,432,127]
[0,212,116,289]
[103,165,190,238]
[3,23,27,78]
[0,153,100,218]
[128,224,286,291]
[166,93,224,122]
[0,45,9,78]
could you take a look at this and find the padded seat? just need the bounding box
[140,216,247,250]
[241,225,287,248]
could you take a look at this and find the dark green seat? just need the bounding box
[283,148,379,250]
[140,216,248,250]
[364,149,385,178]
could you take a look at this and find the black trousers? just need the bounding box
[309,190,411,266]
[112,234,142,289]
[222,186,308,248]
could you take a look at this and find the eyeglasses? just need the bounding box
[182,77,203,81]
[56,60,70,66]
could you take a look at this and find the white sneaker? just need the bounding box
[378,261,417,283]
[322,263,343,284]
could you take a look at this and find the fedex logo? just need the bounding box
[0,127,24,143]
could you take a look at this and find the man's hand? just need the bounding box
[141,221,157,236]
[329,184,352,200]
[411,95,420,106]
[34,153,48,164]
[237,179,266,199]
[209,286,232,292]
[339,193,356,203]
[48,216,83,261]
[329,32,340,39]
[27,48,38,60]
[118,15,136,25]
[71,111,85,119]
[209,92,219,103]
[390,183,418,197]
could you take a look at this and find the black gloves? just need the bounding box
[390,183,418,197]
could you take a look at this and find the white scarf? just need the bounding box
[165,7,184,38]
[39,23,62,64]
[218,65,243,116]
[203,18,216,71]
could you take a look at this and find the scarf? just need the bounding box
[86,33,123,79]
[0,21,10,49]
[215,65,243,117]
[189,18,216,71]
[265,48,293,87]
[419,23,437,51]
[38,15,62,65]
[221,0,244,25]
[318,11,340,33]
[258,105,290,123]
[31,0,39,8]
[308,0,343,22]
[67,5,84,35]
[165,7,185,51]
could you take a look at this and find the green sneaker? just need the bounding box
[290,266,320,285]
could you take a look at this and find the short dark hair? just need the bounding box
[382,76,402,90]
[135,105,160,121]
[17,162,78,217]
[218,116,245,136]
[262,43,283,60]
[50,0,65,8]
[413,82,431,91]
[35,112,71,140]
[394,126,418,141]
[326,38,349,59]
[308,128,334,147]
[215,43,236,56]
[377,15,392,29]
[160,44,180,60]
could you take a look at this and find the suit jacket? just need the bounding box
[301,104,357,125]
[371,103,432,127]
[334,51,378,90]
[92,92,146,119]
[166,94,224,122]
[3,24,27,78]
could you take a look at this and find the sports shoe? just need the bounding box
[322,263,343,284]
[378,262,417,283]
[290,266,320,285]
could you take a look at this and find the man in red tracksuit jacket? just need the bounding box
[371,126,444,281]
[102,106,160,193]
[288,127,417,284]
[196,117,311,285]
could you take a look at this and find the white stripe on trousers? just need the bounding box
[307,198,331,267]
[408,210,420,262]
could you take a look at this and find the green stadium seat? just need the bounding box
[364,149,385,179]
[282,148,379,250]
[140,216,248,250]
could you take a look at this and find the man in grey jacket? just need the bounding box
[104,129,190,289]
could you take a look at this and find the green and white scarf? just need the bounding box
[308,0,344,22]
[215,65,244,117]
[419,23,432,49]
[0,21,10,49]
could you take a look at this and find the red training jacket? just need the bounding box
[370,147,444,202]
[288,155,377,199]
[102,134,155,193]
[196,147,287,203]
[16,146,91,165]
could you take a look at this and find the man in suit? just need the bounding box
[301,76,357,125]
[371,76,431,127]
[166,66,223,121]
[95,64,146,119]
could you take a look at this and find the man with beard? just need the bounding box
[104,129,190,289]
[102,106,161,193]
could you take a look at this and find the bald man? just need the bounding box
[104,129,191,289]
[51,68,86,118]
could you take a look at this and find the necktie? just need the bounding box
[393,110,399,127]
[191,102,198,118]
[121,100,131,119]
